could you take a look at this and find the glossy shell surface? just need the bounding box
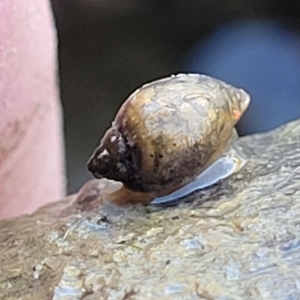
[88,74,250,202]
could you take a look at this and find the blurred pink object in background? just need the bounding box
[0,0,65,218]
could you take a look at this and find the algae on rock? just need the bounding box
[1,119,300,299]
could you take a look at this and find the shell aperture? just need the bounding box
[87,73,250,205]
[152,149,247,204]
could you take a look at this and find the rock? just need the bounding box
[1,119,300,299]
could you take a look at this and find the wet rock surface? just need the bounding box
[2,119,300,299]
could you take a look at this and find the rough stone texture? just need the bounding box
[1,119,300,299]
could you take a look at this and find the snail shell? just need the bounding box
[87,73,250,204]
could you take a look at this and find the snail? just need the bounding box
[85,73,250,206]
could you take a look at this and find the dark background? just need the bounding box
[50,0,300,193]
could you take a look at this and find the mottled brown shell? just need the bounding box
[88,74,250,199]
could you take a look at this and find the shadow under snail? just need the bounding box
[80,73,250,206]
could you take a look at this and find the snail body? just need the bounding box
[87,74,250,205]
